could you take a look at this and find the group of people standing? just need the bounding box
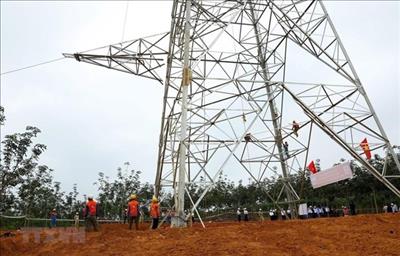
[306,204,357,218]
[236,207,249,222]
[236,208,293,222]
[307,205,331,218]
[383,203,399,213]
[49,209,81,229]
[86,194,161,231]
[233,203,361,222]
[124,194,160,230]
[268,208,292,220]
[48,194,161,231]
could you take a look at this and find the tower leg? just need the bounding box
[171,0,192,228]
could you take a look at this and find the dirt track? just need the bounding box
[1,214,399,256]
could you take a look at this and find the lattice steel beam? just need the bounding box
[65,0,400,227]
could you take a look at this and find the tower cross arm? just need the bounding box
[63,32,170,84]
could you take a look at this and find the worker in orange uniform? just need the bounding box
[85,196,99,232]
[127,194,140,230]
[150,196,160,229]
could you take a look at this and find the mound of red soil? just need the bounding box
[1,214,399,256]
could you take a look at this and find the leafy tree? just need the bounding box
[95,163,143,219]
[64,184,82,218]
[0,107,68,218]
[0,125,48,214]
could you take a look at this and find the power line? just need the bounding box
[0,57,66,76]
[121,1,130,43]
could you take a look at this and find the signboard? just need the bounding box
[298,203,308,216]
[310,162,353,189]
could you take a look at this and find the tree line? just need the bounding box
[1,106,399,220]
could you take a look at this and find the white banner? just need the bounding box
[310,162,353,189]
[298,203,308,216]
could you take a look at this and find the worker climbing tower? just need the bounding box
[64,0,400,227]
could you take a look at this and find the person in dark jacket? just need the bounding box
[349,202,356,215]
[292,120,300,137]
[50,209,57,228]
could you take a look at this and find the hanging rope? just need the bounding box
[0,57,66,76]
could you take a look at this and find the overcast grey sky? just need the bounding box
[1,1,399,198]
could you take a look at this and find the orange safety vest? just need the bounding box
[150,202,160,218]
[86,200,97,216]
[128,200,139,217]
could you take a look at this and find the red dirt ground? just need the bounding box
[1,214,399,256]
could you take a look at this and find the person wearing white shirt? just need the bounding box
[307,206,313,218]
[236,208,242,222]
[243,208,249,221]
[286,208,291,219]
[392,203,398,212]
[325,206,330,217]
[281,209,286,220]
[258,209,264,222]
[74,212,80,229]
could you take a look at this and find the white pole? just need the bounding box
[172,0,192,228]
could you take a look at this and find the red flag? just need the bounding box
[360,138,371,160]
[307,161,317,174]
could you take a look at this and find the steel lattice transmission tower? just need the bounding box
[65,0,400,227]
